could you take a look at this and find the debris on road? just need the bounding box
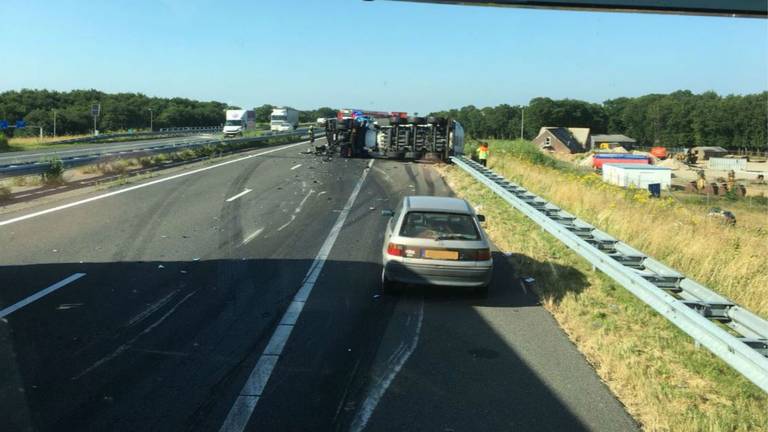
[157,264,165,269]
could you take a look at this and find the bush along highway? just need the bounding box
[439,140,768,431]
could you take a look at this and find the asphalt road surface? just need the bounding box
[0,134,219,166]
[0,139,638,431]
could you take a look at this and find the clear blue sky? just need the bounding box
[1,0,766,113]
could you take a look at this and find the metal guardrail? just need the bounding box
[450,155,768,393]
[0,128,316,178]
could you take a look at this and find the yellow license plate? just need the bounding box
[424,249,459,260]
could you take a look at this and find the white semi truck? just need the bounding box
[270,107,299,132]
[223,109,256,137]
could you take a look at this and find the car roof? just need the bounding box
[404,196,473,213]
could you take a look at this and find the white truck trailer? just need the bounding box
[270,108,299,132]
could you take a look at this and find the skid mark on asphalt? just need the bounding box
[126,290,179,327]
[276,189,315,232]
[348,298,424,432]
[72,290,198,380]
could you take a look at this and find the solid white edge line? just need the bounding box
[0,140,310,227]
[226,189,253,202]
[0,273,86,319]
[219,158,374,432]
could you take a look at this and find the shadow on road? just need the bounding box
[0,254,607,432]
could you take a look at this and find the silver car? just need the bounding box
[381,196,493,294]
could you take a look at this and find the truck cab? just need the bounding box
[223,109,255,138]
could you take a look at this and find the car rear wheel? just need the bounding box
[381,269,399,294]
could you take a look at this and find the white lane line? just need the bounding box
[349,299,424,432]
[290,164,302,170]
[226,189,252,203]
[219,159,374,432]
[73,290,197,380]
[0,140,311,227]
[240,228,265,246]
[0,273,86,319]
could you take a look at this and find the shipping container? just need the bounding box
[602,164,672,190]
[593,153,650,169]
[708,157,747,171]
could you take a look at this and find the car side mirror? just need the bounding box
[381,209,395,218]
[477,214,486,222]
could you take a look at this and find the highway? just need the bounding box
[0,138,637,431]
[0,135,220,167]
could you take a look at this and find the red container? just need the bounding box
[650,146,668,159]
[593,157,649,169]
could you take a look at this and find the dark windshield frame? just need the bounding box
[399,211,480,240]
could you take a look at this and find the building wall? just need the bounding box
[532,130,573,153]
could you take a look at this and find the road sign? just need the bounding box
[91,103,101,117]
[15,120,26,129]
[0,120,7,130]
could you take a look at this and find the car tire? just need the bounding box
[382,269,399,294]
[474,283,490,297]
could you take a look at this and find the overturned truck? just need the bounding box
[324,111,464,161]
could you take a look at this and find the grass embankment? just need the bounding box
[476,139,768,317]
[441,140,768,431]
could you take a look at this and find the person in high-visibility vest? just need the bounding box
[308,126,317,153]
[477,142,489,167]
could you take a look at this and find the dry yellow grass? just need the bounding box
[439,163,768,432]
[487,154,768,319]
[8,134,90,147]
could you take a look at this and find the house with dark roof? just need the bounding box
[590,134,637,150]
[532,127,591,153]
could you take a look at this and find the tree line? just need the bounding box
[430,90,767,150]
[0,89,337,136]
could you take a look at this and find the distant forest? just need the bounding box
[431,90,768,149]
[0,89,335,136]
[2,89,766,149]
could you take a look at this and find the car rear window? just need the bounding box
[399,212,480,240]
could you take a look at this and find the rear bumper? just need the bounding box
[384,260,492,288]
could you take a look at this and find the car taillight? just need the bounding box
[387,243,405,256]
[476,248,491,260]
